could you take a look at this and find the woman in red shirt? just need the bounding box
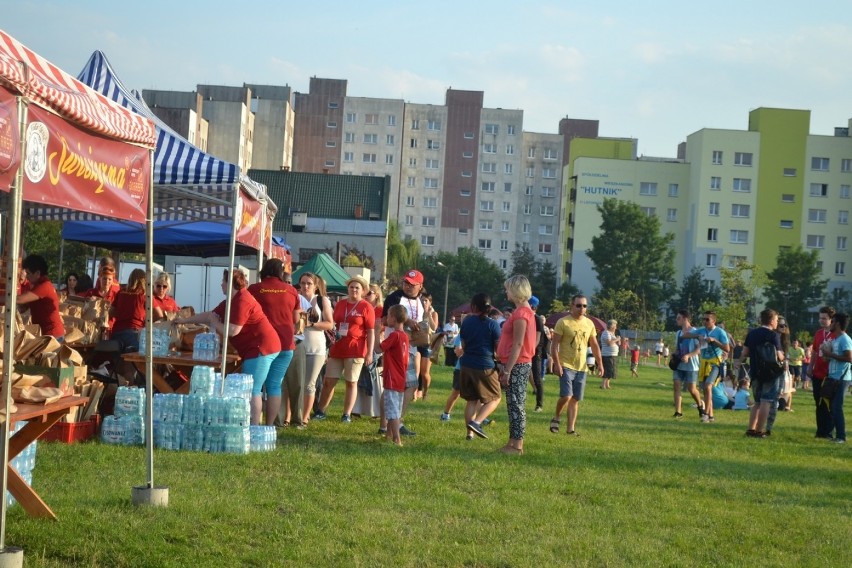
[176,268,281,425]
[81,267,120,304]
[110,269,147,352]
[496,275,537,455]
[18,255,65,340]
[314,275,375,422]
[152,272,180,321]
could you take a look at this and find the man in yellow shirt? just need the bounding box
[787,338,805,389]
[549,295,603,436]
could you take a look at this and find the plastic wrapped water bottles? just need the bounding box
[224,397,250,425]
[8,421,39,507]
[153,393,184,423]
[114,387,145,417]
[223,424,250,454]
[182,395,206,425]
[139,326,171,356]
[250,425,277,452]
[190,366,216,397]
[203,424,225,453]
[192,333,221,361]
[205,397,227,426]
[223,373,253,399]
[181,423,205,451]
[154,421,182,450]
[101,415,128,444]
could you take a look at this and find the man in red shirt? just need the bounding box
[18,254,65,340]
[809,306,837,439]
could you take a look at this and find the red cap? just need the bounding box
[403,269,424,285]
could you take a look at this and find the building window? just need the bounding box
[838,236,848,250]
[479,220,493,231]
[731,204,750,218]
[524,204,532,215]
[709,202,720,216]
[639,182,658,196]
[325,140,336,148]
[326,121,337,128]
[427,120,442,131]
[502,201,511,212]
[481,182,495,192]
[842,158,851,172]
[780,220,793,229]
[640,207,656,217]
[727,255,747,268]
[666,208,677,222]
[712,150,723,165]
[482,163,496,173]
[734,152,753,166]
[464,132,474,139]
[506,144,515,155]
[501,221,510,232]
[541,186,556,198]
[406,176,416,188]
[328,102,339,109]
[526,167,535,178]
[422,216,436,227]
[362,153,376,163]
[483,143,497,154]
[668,183,679,197]
[806,235,825,249]
[525,185,533,196]
[783,168,797,177]
[807,209,827,223]
[841,185,851,198]
[364,113,378,125]
[542,167,556,179]
[710,176,721,190]
[500,240,509,251]
[461,171,472,178]
[459,208,470,216]
[427,140,440,150]
[421,235,435,246]
[363,133,377,144]
[403,215,413,226]
[485,123,499,135]
[343,152,354,162]
[540,205,555,216]
[836,262,846,276]
[382,154,392,165]
[732,178,751,192]
[522,223,530,233]
[405,196,415,206]
[781,194,795,203]
[505,164,513,174]
[706,254,717,267]
[544,148,558,160]
[344,132,355,143]
[528,147,536,158]
[499,259,508,269]
[811,157,830,171]
[840,210,849,224]
[409,157,417,167]
[730,230,748,244]
[539,225,554,235]
[324,159,335,167]
[388,115,396,126]
[460,189,471,197]
[423,197,437,208]
[504,182,512,193]
[410,138,418,148]
[426,159,439,169]
[809,183,829,197]
[386,134,395,145]
[463,151,474,159]
[411,119,420,130]
[507,125,516,135]
[478,239,492,250]
[707,228,718,242]
[480,200,494,211]
[345,112,356,123]
[538,243,552,254]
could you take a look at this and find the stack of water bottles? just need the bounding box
[249,426,277,452]
[6,421,37,508]
[153,393,185,450]
[138,326,172,356]
[192,332,221,361]
[101,386,145,445]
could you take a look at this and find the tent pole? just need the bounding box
[257,201,266,281]
[220,187,241,395]
[1,95,29,560]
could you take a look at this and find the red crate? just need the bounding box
[41,415,99,444]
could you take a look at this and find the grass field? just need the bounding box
[6,360,851,567]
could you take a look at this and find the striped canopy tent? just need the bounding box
[0,29,158,555]
[75,50,289,270]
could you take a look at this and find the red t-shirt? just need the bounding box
[630,348,640,364]
[213,289,281,360]
[810,327,836,379]
[27,277,65,338]
[247,277,300,351]
[329,299,375,359]
[496,306,537,364]
[153,294,179,313]
[111,291,146,333]
[381,329,409,392]
[81,283,120,304]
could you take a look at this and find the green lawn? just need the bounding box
[7,360,851,567]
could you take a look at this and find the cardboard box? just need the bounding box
[14,364,76,394]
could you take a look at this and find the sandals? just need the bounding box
[549,418,560,433]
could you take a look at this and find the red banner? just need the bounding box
[236,192,263,251]
[21,104,150,222]
[0,86,20,191]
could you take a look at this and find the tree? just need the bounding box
[510,245,537,279]
[592,288,644,330]
[719,260,765,325]
[587,198,676,314]
[385,221,420,283]
[764,245,827,334]
[536,260,558,312]
[23,220,107,283]
[667,267,721,329]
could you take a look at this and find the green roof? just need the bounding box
[248,169,390,232]
[290,252,351,295]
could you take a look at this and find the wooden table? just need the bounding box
[120,352,241,394]
[7,396,89,519]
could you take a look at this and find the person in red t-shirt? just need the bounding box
[630,345,641,378]
[315,275,375,422]
[809,306,837,439]
[18,255,65,340]
[81,267,120,304]
[110,269,147,352]
[176,268,281,425]
[152,273,180,321]
[377,304,410,445]
[248,259,302,426]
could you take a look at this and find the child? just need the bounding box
[440,333,464,422]
[376,304,410,445]
[630,345,640,378]
[732,378,752,410]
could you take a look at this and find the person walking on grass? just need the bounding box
[549,294,602,436]
[820,312,851,444]
[458,293,502,440]
[599,319,619,390]
[375,304,410,446]
[682,311,730,423]
[496,275,537,455]
[808,306,836,439]
[440,331,464,422]
[672,309,702,418]
[736,308,784,438]
[630,344,640,378]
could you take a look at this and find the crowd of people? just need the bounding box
[8,251,852,449]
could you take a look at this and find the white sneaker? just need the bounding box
[439,413,451,422]
[701,414,710,423]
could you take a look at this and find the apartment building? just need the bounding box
[141,89,208,151]
[246,83,295,171]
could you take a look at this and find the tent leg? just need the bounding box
[131,486,169,508]
[0,547,24,568]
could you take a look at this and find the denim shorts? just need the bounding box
[559,368,587,401]
[753,376,782,403]
[673,369,698,384]
[383,389,404,420]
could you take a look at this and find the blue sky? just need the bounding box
[5,1,851,156]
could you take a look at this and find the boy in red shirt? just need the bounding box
[630,345,641,378]
[377,304,410,446]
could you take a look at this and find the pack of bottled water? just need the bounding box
[153,393,184,423]
[222,373,253,399]
[223,424,250,454]
[192,332,221,361]
[154,421,183,450]
[114,386,145,418]
[181,394,206,424]
[250,425,277,452]
[204,396,228,426]
[190,366,216,397]
[224,397,250,425]
[100,415,145,445]
[7,421,38,507]
[203,423,225,453]
[138,326,171,356]
[181,423,205,451]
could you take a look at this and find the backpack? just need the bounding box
[753,340,783,381]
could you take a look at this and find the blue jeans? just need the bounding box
[829,380,848,441]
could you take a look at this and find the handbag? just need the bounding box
[820,377,840,401]
[668,354,680,371]
[408,325,432,348]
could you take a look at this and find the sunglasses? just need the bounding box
[702,318,711,321]
[575,304,587,308]
[366,291,375,296]
[155,284,168,289]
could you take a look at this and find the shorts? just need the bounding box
[325,357,365,383]
[417,345,430,358]
[452,368,460,391]
[630,362,638,372]
[383,389,404,420]
[559,368,587,400]
[602,356,617,379]
[789,365,802,378]
[753,376,782,403]
[656,350,664,356]
[701,363,721,388]
[459,366,501,403]
[673,369,698,384]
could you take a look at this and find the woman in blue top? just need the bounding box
[458,293,502,440]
